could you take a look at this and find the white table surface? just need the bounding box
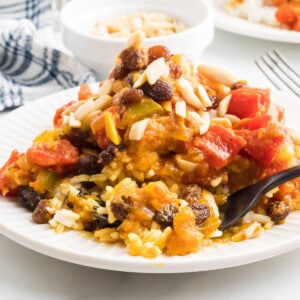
[1,28,300,300]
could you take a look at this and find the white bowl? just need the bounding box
[60,0,215,79]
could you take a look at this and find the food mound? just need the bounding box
[224,0,300,32]
[1,34,300,258]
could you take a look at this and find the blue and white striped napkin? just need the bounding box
[0,0,96,111]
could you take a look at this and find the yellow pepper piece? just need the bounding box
[104,111,122,145]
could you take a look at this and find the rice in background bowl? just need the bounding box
[60,0,214,79]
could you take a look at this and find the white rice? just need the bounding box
[224,0,282,28]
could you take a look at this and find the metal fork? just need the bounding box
[255,50,300,97]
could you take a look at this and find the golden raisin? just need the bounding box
[148,45,171,64]
[120,88,144,104]
[266,200,290,222]
[168,62,182,80]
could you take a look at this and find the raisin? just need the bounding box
[120,47,145,72]
[153,204,178,227]
[148,45,171,64]
[98,143,123,166]
[32,199,52,224]
[266,200,290,222]
[189,202,210,226]
[141,79,173,102]
[85,214,121,231]
[111,64,129,80]
[179,184,201,204]
[120,88,144,104]
[77,154,101,175]
[18,186,43,212]
[110,202,130,221]
[168,62,182,80]
[62,128,96,148]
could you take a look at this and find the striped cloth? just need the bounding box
[0,0,96,111]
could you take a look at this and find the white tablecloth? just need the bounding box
[0,28,300,300]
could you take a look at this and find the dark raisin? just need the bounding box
[18,186,43,212]
[120,88,144,104]
[153,204,178,227]
[98,143,123,166]
[111,64,129,80]
[148,45,171,64]
[179,184,201,204]
[85,214,121,231]
[168,62,182,80]
[189,202,210,226]
[77,154,101,175]
[120,47,145,72]
[141,79,173,102]
[110,202,130,221]
[62,128,96,148]
[32,199,52,224]
[266,200,290,222]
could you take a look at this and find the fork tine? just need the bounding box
[268,50,300,88]
[255,51,300,97]
[273,50,300,79]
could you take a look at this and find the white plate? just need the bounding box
[1,85,300,273]
[212,0,300,43]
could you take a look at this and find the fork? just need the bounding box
[255,50,300,97]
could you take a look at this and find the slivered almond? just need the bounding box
[97,79,114,96]
[197,64,240,87]
[126,31,145,48]
[74,99,95,120]
[133,71,147,88]
[224,113,240,125]
[69,112,81,128]
[175,78,203,109]
[217,94,232,117]
[197,83,212,107]
[129,118,149,141]
[210,117,232,128]
[175,101,186,118]
[202,189,219,218]
[146,57,169,84]
[62,100,86,116]
[175,155,198,172]
[93,95,112,111]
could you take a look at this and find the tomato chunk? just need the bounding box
[227,87,270,119]
[235,114,272,130]
[238,125,288,165]
[0,150,22,195]
[26,140,79,167]
[53,101,76,128]
[78,83,93,100]
[187,125,246,170]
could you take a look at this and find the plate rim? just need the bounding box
[1,85,300,273]
[212,0,300,43]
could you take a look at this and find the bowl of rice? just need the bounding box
[60,0,215,79]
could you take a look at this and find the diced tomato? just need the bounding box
[26,140,79,167]
[78,83,93,100]
[186,125,246,170]
[94,128,111,149]
[238,124,287,165]
[227,87,270,119]
[235,114,272,130]
[0,150,22,195]
[275,2,300,31]
[53,101,76,128]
